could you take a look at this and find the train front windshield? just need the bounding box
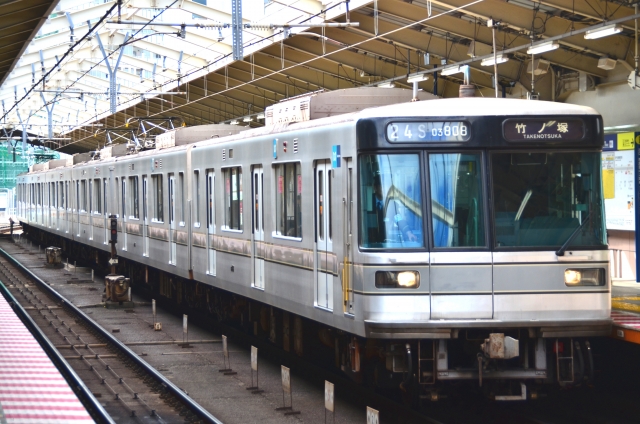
[492,151,606,249]
[359,151,606,250]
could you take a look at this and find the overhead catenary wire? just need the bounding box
[62,0,486,150]
[1,0,181,126]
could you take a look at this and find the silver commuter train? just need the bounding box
[16,89,611,398]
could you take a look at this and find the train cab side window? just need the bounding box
[152,174,164,222]
[429,153,486,248]
[129,176,139,219]
[275,163,302,238]
[359,154,424,249]
[223,167,243,231]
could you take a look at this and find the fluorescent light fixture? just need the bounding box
[377,82,395,88]
[584,23,622,39]
[229,120,239,125]
[256,113,265,120]
[526,41,559,55]
[597,57,617,70]
[407,74,428,83]
[604,124,637,131]
[441,65,462,76]
[243,117,252,122]
[481,54,510,66]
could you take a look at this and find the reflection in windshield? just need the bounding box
[359,154,424,248]
[430,153,485,247]
[492,152,606,248]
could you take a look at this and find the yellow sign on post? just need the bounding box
[617,132,635,150]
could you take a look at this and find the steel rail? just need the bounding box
[0,275,115,424]
[0,246,223,424]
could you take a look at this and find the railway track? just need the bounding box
[4,237,639,424]
[0,245,220,424]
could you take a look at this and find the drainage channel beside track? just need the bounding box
[0,245,221,424]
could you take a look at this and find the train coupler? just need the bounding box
[481,333,519,359]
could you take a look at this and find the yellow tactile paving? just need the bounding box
[612,296,640,313]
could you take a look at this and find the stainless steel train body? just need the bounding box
[16,96,611,391]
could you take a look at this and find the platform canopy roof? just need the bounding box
[0,0,639,154]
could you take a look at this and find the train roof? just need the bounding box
[358,97,601,119]
[21,97,602,178]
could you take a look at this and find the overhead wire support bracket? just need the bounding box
[96,32,131,114]
[40,92,57,140]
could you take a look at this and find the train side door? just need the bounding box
[169,173,177,265]
[142,176,149,256]
[206,170,216,276]
[342,158,354,315]
[252,166,265,289]
[315,160,333,311]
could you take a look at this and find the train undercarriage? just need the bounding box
[23,223,598,402]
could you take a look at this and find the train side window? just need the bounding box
[275,162,302,238]
[129,176,139,219]
[152,174,164,222]
[75,181,79,212]
[179,172,185,225]
[223,167,243,231]
[80,180,87,212]
[429,153,486,248]
[94,179,102,214]
[121,178,126,219]
[194,170,200,227]
[103,179,108,215]
[59,182,65,209]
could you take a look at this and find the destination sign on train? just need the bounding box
[386,121,470,142]
[503,118,584,141]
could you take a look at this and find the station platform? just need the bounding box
[611,279,640,345]
[0,291,94,423]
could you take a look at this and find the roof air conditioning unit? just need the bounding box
[597,57,616,70]
[527,59,550,75]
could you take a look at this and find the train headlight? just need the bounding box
[564,268,605,286]
[375,271,420,289]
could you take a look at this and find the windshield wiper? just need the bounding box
[556,212,591,257]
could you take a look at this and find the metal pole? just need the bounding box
[491,22,498,98]
[636,135,640,282]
